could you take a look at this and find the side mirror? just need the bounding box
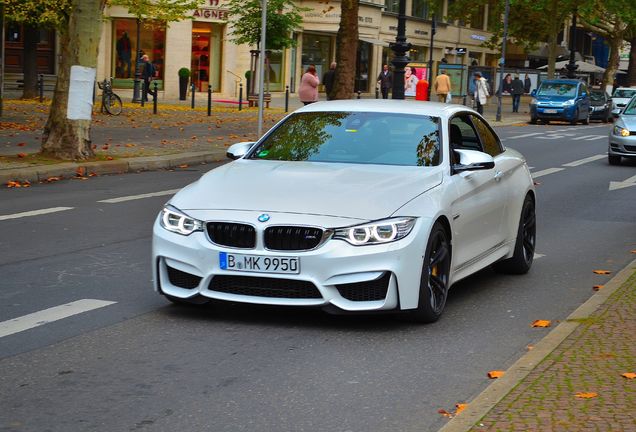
[611,108,622,118]
[581,91,587,98]
[530,89,537,97]
[226,141,255,160]
[452,149,495,173]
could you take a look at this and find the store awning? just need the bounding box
[538,60,605,73]
[359,37,390,47]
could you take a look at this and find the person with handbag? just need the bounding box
[473,72,490,114]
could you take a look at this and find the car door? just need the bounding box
[447,113,509,273]
[578,83,591,119]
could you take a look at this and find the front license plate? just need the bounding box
[544,109,557,114]
[219,252,300,274]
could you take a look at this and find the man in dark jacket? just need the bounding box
[322,62,337,100]
[141,54,156,102]
[511,74,524,113]
[377,64,393,99]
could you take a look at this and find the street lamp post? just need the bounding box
[427,14,436,101]
[565,8,578,79]
[495,0,510,122]
[390,0,411,100]
[132,18,142,103]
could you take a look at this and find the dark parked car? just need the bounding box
[589,90,611,122]
[529,79,591,125]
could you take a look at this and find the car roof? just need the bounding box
[295,99,476,118]
[540,79,582,85]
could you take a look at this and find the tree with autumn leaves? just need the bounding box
[3,0,201,160]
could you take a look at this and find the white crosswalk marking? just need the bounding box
[571,135,605,141]
[0,206,74,221]
[98,189,181,203]
[0,299,117,338]
[562,155,605,167]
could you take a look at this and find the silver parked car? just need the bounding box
[609,95,636,165]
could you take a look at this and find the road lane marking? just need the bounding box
[571,135,605,141]
[534,253,545,259]
[609,174,636,191]
[507,132,543,139]
[562,155,605,167]
[0,206,74,221]
[0,299,116,338]
[531,168,564,178]
[98,189,181,204]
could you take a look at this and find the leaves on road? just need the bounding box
[575,392,598,399]
[438,403,468,418]
[593,270,611,275]
[593,285,604,291]
[487,370,505,379]
[532,320,551,328]
[6,180,30,188]
[622,372,636,379]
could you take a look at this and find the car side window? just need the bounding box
[470,115,503,157]
[449,115,482,153]
[579,84,588,97]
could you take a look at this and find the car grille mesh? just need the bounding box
[624,144,636,152]
[264,226,324,251]
[336,273,391,302]
[166,265,202,289]
[206,222,256,248]
[209,275,322,299]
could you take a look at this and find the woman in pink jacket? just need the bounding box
[298,65,320,105]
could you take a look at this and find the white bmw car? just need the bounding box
[153,100,536,322]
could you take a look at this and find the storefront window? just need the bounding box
[409,45,427,62]
[355,41,372,92]
[113,19,165,81]
[191,22,224,92]
[301,33,332,81]
[266,50,285,92]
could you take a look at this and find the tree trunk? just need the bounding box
[602,36,621,92]
[41,0,105,160]
[546,0,559,79]
[628,36,636,87]
[22,24,38,99]
[331,0,358,100]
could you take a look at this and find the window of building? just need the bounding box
[385,0,400,14]
[113,19,166,82]
[355,41,372,92]
[469,5,485,30]
[487,1,499,32]
[412,0,428,18]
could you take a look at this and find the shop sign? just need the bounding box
[193,8,228,20]
[471,34,487,41]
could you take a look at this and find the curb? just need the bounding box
[0,149,227,184]
[437,257,636,432]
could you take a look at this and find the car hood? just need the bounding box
[618,114,636,130]
[535,95,576,103]
[613,97,632,105]
[170,160,444,220]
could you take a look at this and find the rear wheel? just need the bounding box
[409,223,451,323]
[104,94,122,116]
[529,116,537,124]
[608,154,621,165]
[493,195,536,275]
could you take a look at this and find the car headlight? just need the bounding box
[333,217,416,246]
[562,99,575,106]
[160,205,204,235]
[530,99,537,106]
[613,125,630,137]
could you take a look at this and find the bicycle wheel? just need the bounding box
[104,93,122,116]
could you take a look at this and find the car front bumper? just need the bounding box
[152,211,432,313]
[589,106,609,120]
[608,133,636,158]
[531,105,577,121]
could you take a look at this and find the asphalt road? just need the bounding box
[1,122,635,432]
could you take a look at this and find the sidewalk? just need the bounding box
[0,94,530,184]
[440,258,636,432]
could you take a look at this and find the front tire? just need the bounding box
[105,94,122,116]
[570,109,579,125]
[409,223,451,323]
[493,195,536,275]
[608,154,621,165]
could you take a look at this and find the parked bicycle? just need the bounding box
[97,78,122,116]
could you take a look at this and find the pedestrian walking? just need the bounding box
[298,64,320,105]
[524,73,532,94]
[377,64,393,99]
[141,54,156,102]
[322,62,337,100]
[473,72,490,115]
[511,74,524,113]
[433,70,451,103]
[415,77,429,101]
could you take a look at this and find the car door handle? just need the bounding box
[494,171,504,181]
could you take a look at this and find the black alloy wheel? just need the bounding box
[493,195,536,274]
[570,109,579,125]
[410,223,451,323]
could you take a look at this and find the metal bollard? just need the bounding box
[357,91,361,99]
[375,87,379,99]
[141,81,145,107]
[153,82,158,114]
[239,83,243,111]
[285,86,289,113]
[207,86,212,116]
[191,83,195,109]
[38,74,44,102]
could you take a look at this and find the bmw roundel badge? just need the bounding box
[258,214,270,223]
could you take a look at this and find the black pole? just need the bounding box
[239,83,243,111]
[375,86,379,99]
[565,8,578,79]
[141,81,145,107]
[153,81,158,114]
[427,14,436,101]
[38,74,43,102]
[496,0,510,122]
[132,18,142,103]
[357,90,361,99]
[285,85,289,112]
[191,82,195,109]
[391,0,411,100]
[207,86,212,116]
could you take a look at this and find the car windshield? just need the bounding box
[249,111,441,166]
[537,83,577,97]
[623,96,636,115]
[590,91,606,102]
[612,89,636,98]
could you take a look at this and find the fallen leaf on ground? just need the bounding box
[622,373,636,379]
[106,156,113,160]
[631,250,636,254]
[17,153,27,158]
[532,320,551,328]
[44,176,61,183]
[487,371,505,379]
[438,402,468,418]
[526,344,534,351]
[593,270,611,275]
[75,167,86,177]
[455,403,468,415]
[593,285,604,291]
[178,164,189,168]
[17,142,26,147]
[575,392,598,399]
[125,143,136,147]
[437,409,453,418]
